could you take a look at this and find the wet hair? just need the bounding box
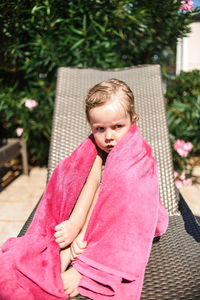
[85,78,139,123]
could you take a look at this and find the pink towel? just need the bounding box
[0,124,168,299]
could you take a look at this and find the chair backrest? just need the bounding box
[47,66,179,215]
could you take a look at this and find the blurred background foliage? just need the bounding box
[0,0,199,164]
[165,70,200,177]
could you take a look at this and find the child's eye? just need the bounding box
[114,125,122,129]
[96,127,104,131]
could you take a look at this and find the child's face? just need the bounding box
[89,98,132,153]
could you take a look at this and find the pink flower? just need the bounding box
[175,180,183,189]
[174,169,193,189]
[183,142,193,152]
[187,0,194,11]
[180,0,194,12]
[16,127,24,137]
[183,178,193,186]
[174,139,193,157]
[180,1,188,10]
[180,171,186,181]
[174,171,178,179]
[25,99,38,109]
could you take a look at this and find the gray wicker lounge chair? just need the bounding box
[19,65,200,299]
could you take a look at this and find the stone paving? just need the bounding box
[0,166,199,247]
[0,167,47,246]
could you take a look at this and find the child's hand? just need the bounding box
[54,220,79,249]
[70,232,87,260]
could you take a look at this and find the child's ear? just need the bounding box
[132,114,139,123]
[131,117,136,124]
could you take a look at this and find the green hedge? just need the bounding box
[0,0,199,164]
[165,70,200,183]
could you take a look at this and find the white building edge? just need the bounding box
[176,19,200,74]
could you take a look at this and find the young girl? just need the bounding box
[0,79,168,300]
[56,79,140,297]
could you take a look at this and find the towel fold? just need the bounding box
[0,124,168,299]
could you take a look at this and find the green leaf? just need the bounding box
[31,5,45,14]
[69,26,84,36]
[70,39,85,51]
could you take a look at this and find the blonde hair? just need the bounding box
[85,78,139,123]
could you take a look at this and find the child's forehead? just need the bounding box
[89,96,128,118]
[110,93,128,109]
[103,89,126,104]
[106,96,125,108]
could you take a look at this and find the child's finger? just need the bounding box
[55,223,63,231]
[64,287,72,295]
[71,241,85,257]
[71,242,79,255]
[76,239,86,250]
[70,247,84,260]
[76,238,87,249]
[70,243,79,259]
[70,249,76,260]
[59,241,67,249]
[70,245,79,260]
[70,248,84,260]
[54,231,62,238]
[69,288,79,297]
[55,236,64,244]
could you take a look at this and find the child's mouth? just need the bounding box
[106,145,114,151]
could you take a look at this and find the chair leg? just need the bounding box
[20,140,29,175]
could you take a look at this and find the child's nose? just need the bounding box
[105,129,113,141]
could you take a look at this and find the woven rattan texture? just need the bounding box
[48,65,178,215]
[142,214,200,299]
[18,66,200,299]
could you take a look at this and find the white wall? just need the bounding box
[176,22,200,74]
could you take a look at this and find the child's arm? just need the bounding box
[55,154,102,249]
[70,185,100,260]
[81,185,100,234]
